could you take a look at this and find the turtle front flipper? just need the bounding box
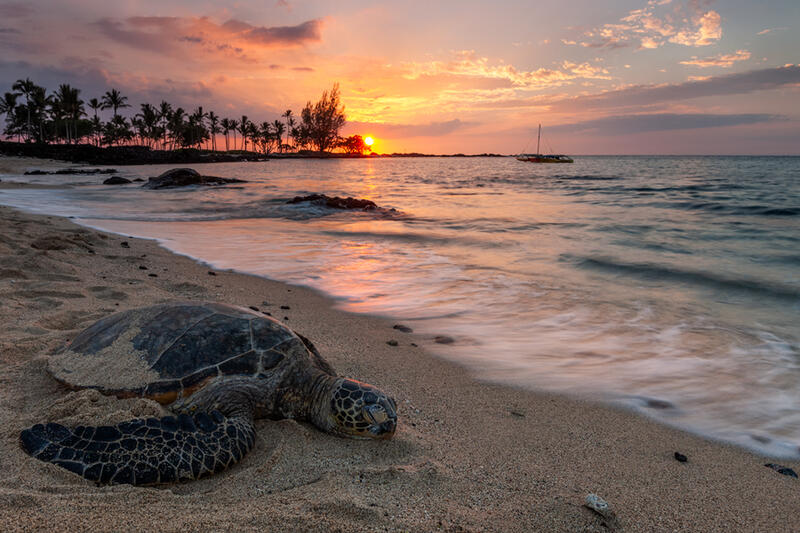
[19,412,255,485]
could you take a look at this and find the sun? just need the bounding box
[364,136,374,147]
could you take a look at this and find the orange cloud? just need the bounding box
[568,1,722,50]
[680,50,751,68]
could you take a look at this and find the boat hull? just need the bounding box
[516,156,573,163]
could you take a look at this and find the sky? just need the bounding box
[0,0,798,154]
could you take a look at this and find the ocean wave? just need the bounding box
[672,201,800,217]
[569,255,800,303]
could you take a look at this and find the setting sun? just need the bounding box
[364,136,374,147]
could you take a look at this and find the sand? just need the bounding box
[0,157,799,532]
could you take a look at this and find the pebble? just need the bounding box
[280,305,290,310]
[393,324,413,333]
[148,273,158,278]
[139,265,148,270]
[386,340,399,347]
[208,271,216,276]
[120,241,129,248]
[434,335,455,345]
[249,306,259,311]
[765,463,798,478]
[674,452,688,463]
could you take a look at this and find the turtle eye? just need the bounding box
[363,404,387,425]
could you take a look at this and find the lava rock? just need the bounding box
[765,463,798,478]
[103,176,131,185]
[287,193,378,210]
[142,168,246,189]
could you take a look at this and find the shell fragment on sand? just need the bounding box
[584,493,619,529]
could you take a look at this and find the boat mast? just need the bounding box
[537,123,541,155]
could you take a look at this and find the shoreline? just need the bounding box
[0,163,799,531]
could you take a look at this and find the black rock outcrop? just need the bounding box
[287,194,378,210]
[142,168,246,189]
[103,176,132,185]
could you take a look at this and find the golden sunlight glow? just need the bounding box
[364,136,374,146]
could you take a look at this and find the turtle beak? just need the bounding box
[363,402,397,439]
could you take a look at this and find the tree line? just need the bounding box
[0,79,369,154]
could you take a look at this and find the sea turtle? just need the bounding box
[20,302,397,485]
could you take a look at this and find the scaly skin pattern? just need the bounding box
[20,411,255,485]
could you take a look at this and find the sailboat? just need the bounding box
[517,124,573,163]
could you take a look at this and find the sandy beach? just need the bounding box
[0,157,799,532]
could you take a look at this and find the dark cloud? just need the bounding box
[549,65,800,112]
[92,18,171,53]
[0,1,33,18]
[92,16,322,57]
[222,18,322,46]
[549,113,786,135]
[348,119,473,138]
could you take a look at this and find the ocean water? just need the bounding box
[2,156,799,457]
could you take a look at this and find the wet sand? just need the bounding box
[0,158,799,532]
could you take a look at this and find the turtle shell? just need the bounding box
[48,302,330,404]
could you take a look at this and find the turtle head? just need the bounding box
[323,378,397,439]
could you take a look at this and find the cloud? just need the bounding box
[669,9,721,46]
[568,0,722,50]
[0,1,33,18]
[348,119,473,138]
[548,65,800,112]
[549,113,785,135]
[92,15,323,58]
[401,51,610,90]
[680,50,750,68]
[757,27,788,36]
[221,19,322,46]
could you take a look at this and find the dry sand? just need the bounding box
[0,158,799,532]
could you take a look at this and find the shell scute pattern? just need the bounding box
[131,305,215,364]
[153,314,253,378]
[250,317,296,352]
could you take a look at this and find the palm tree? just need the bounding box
[0,91,18,140]
[53,84,83,143]
[239,115,249,152]
[272,120,285,153]
[168,107,186,149]
[189,106,208,148]
[221,118,232,151]
[88,98,101,119]
[207,111,220,151]
[12,78,36,141]
[135,103,160,148]
[30,85,53,143]
[229,118,239,151]
[158,100,172,150]
[101,88,129,119]
[282,109,294,150]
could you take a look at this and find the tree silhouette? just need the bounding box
[299,83,346,153]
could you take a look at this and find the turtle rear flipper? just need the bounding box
[20,411,255,485]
